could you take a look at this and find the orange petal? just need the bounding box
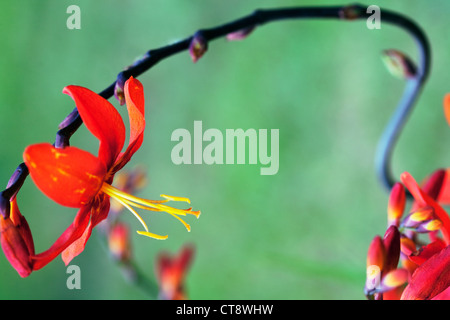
[24,143,106,208]
[63,85,126,168]
[61,220,92,266]
[124,77,145,143]
[111,77,146,173]
[443,94,450,127]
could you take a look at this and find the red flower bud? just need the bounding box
[387,183,405,227]
[156,244,194,300]
[0,199,34,277]
[108,222,131,262]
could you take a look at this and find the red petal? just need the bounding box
[61,220,92,266]
[401,245,450,299]
[111,77,145,173]
[24,143,106,208]
[438,168,450,205]
[61,195,110,265]
[125,77,145,144]
[401,172,427,207]
[409,239,446,266]
[63,85,125,168]
[10,198,35,257]
[31,206,90,270]
[432,286,450,300]
[420,170,446,201]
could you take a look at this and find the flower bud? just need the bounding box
[156,244,194,300]
[387,183,405,227]
[379,268,409,292]
[367,235,386,270]
[401,206,434,229]
[416,219,442,233]
[381,49,417,80]
[400,236,416,256]
[0,199,34,277]
[339,4,364,20]
[108,222,131,263]
[114,72,128,105]
[189,32,208,63]
[383,226,400,272]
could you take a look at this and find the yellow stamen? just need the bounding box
[161,194,191,204]
[101,182,200,240]
[137,231,168,240]
[110,194,149,232]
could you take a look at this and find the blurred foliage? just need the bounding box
[1,0,450,299]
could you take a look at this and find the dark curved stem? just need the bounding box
[0,3,430,212]
[373,9,430,193]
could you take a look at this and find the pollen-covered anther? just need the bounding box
[100,183,200,240]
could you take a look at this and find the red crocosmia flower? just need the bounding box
[366,170,450,300]
[156,245,194,300]
[23,77,200,270]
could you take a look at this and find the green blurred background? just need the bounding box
[1,0,450,299]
